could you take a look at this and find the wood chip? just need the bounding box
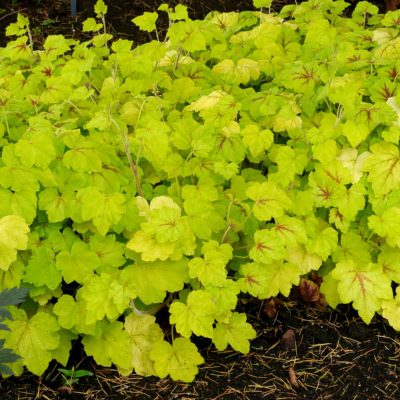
[288,367,300,388]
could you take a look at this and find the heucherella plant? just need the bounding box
[0,0,400,382]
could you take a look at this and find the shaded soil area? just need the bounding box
[0,0,388,49]
[0,297,399,399]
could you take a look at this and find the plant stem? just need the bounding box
[221,200,234,244]
[101,13,108,48]
[26,23,37,62]
[2,110,10,137]
[109,113,144,197]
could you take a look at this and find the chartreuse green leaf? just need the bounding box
[342,121,370,148]
[213,58,260,84]
[38,189,69,223]
[305,218,338,261]
[213,312,256,354]
[132,12,158,33]
[158,4,188,21]
[286,244,322,274]
[42,35,71,57]
[253,0,273,8]
[169,4,189,21]
[307,168,347,209]
[120,258,188,304]
[183,197,225,240]
[127,197,196,261]
[319,272,341,311]
[82,320,132,371]
[188,253,227,286]
[77,187,126,235]
[134,121,171,168]
[56,241,100,284]
[0,189,37,225]
[63,140,103,173]
[149,338,204,382]
[241,124,273,158]
[122,313,164,376]
[0,308,60,375]
[168,20,207,53]
[52,329,77,367]
[23,247,62,290]
[188,241,232,286]
[89,234,126,272]
[368,208,400,248]
[94,0,107,16]
[352,1,378,20]
[238,262,301,299]
[332,232,371,266]
[82,18,103,33]
[378,245,400,283]
[5,13,29,36]
[181,178,219,202]
[364,143,400,196]
[272,104,303,132]
[14,132,56,169]
[336,183,366,221]
[169,290,216,338]
[0,258,25,290]
[331,260,392,323]
[80,272,136,325]
[271,216,307,246]
[141,196,184,243]
[127,230,176,261]
[164,77,201,104]
[249,229,287,264]
[381,287,400,331]
[0,215,29,271]
[312,140,337,165]
[186,90,226,112]
[205,280,240,323]
[246,181,293,221]
[53,293,97,335]
[306,226,338,261]
[0,159,39,192]
[268,146,308,187]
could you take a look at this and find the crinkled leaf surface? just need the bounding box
[213,312,256,353]
[170,290,216,338]
[123,313,164,376]
[82,320,132,371]
[23,247,62,290]
[0,215,29,271]
[80,272,136,324]
[149,338,204,382]
[331,260,392,323]
[120,259,188,304]
[0,308,60,375]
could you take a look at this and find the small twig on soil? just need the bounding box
[0,8,27,21]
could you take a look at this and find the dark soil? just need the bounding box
[1,1,400,399]
[0,0,388,49]
[1,296,399,399]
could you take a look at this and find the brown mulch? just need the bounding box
[0,0,387,49]
[1,298,400,399]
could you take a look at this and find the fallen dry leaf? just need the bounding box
[299,278,320,303]
[281,328,296,351]
[263,297,280,318]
